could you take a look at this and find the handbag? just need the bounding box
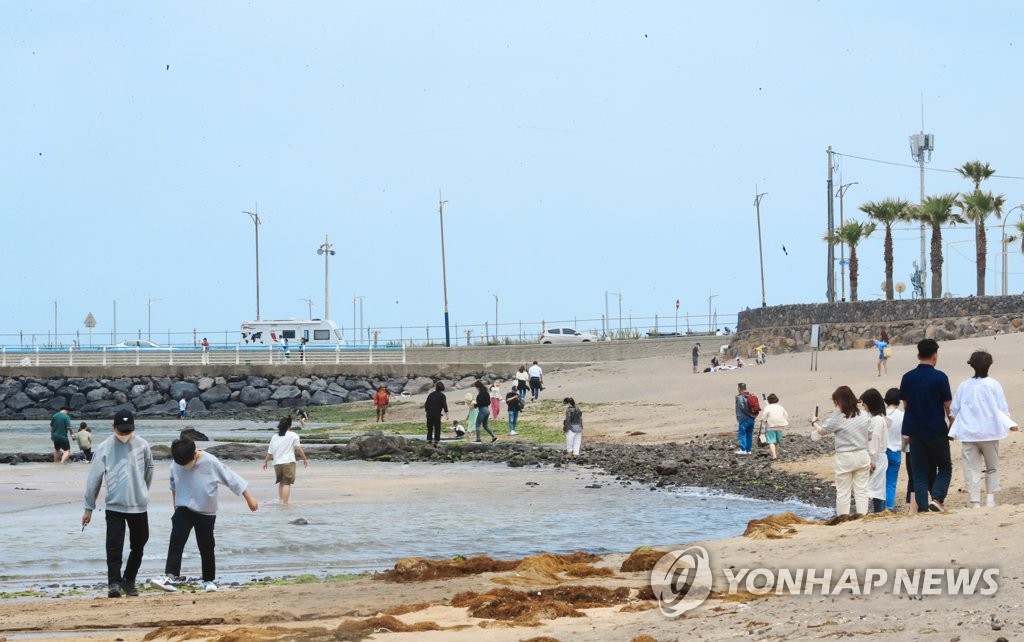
[882,346,892,358]
[756,421,768,447]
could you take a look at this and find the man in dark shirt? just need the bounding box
[423,382,449,447]
[899,339,952,512]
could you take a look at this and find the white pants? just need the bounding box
[961,440,1000,503]
[565,430,582,456]
[834,449,870,515]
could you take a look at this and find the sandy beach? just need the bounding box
[2,333,1024,641]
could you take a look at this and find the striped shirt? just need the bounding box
[820,410,871,453]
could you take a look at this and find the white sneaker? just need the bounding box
[734,449,747,455]
[509,431,518,436]
[149,576,177,592]
[204,581,218,592]
[987,495,996,507]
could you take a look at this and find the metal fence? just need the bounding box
[0,344,406,367]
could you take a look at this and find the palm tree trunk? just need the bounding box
[930,225,943,299]
[849,249,859,302]
[884,225,894,299]
[977,220,987,296]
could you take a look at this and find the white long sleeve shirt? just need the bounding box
[950,376,1015,442]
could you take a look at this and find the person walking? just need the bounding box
[50,406,73,464]
[761,393,789,460]
[691,343,702,374]
[515,366,529,400]
[899,338,953,513]
[150,437,258,593]
[178,396,187,420]
[74,422,93,462]
[296,408,309,430]
[200,337,210,365]
[82,409,154,598]
[528,361,544,401]
[262,416,309,505]
[860,388,891,513]
[874,331,891,377]
[505,389,524,436]
[373,385,390,422]
[949,350,1016,508]
[473,380,497,443]
[489,381,502,419]
[883,388,904,511]
[811,386,872,516]
[563,397,583,459]
[734,383,759,455]
[423,382,449,446]
[464,390,479,435]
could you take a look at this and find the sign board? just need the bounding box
[810,324,820,349]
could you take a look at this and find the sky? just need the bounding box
[3,2,1024,346]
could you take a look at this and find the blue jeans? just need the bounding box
[884,449,901,509]
[737,417,755,452]
[475,406,494,441]
[507,409,519,433]
[909,435,952,511]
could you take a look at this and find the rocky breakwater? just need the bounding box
[0,373,480,420]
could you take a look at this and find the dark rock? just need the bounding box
[239,385,272,406]
[289,518,309,526]
[199,384,232,404]
[68,392,87,410]
[5,392,33,411]
[655,459,679,476]
[270,385,301,401]
[23,382,51,402]
[345,431,409,460]
[180,428,210,442]
[169,381,200,400]
[309,390,346,406]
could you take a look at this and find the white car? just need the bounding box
[110,340,166,350]
[539,327,598,344]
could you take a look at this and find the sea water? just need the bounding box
[0,421,830,589]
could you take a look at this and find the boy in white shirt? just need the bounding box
[150,438,258,593]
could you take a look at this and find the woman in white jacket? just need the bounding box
[859,388,890,513]
[950,351,1016,508]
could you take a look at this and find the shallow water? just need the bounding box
[0,452,830,591]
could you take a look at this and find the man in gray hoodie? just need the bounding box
[82,409,154,598]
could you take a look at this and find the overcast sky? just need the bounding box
[3,2,1023,345]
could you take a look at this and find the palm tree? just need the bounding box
[914,193,963,299]
[956,160,996,191]
[824,220,876,302]
[860,198,912,300]
[959,190,1005,296]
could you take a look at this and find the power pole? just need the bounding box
[754,189,768,307]
[909,103,934,296]
[826,146,836,303]
[438,192,451,347]
[837,182,858,302]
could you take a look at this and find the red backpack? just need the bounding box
[744,392,761,415]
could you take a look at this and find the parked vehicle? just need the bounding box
[538,327,598,344]
[240,319,343,345]
[110,340,166,350]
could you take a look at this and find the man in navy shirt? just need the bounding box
[899,339,952,512]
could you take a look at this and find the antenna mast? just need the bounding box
[908,98,934,297]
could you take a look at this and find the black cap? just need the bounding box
[113,409,136,433]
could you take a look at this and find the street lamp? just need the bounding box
[353,295,364,345]
[438,193,451,347]
[492,293,499,342]
[1002,205,1024,295]
[836,182,858,301]
[754,189,768,307]
[316,235,336,319]
[146,297,161,340]
[243,207,261,320]
[299,298,314,319]
[707,293,717,333]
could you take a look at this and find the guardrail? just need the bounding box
[0,344,406,367]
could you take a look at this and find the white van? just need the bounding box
[240,319,343,346]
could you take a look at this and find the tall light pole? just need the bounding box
[1002,204,1024,295]
[909,118,934,295]
[353,295,364,344]
[317,235,336,320]
[754,189,768,307]
[53,300,58,346]
[492,293,498,342]
[146,297,161,340]
[826,146,836,303]
[243,206,261,320]
[707,292,717,333]
[299,298,314,319]
[438,192,451,347]
[836,182,858,302]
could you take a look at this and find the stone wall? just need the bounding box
[0,372,501,421]
[734,295,1024,355]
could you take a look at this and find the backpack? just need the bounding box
[744,392,761,415]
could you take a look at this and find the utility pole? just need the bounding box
[754,188,768,307]
[492,293,498,342]
[909,104,934,296]
[837,182,858,302]
[438,192,451,347]
[826,147,836,303]
[316,235,336,320]
[243,206,261,320]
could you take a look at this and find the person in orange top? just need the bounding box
[374,385,391,422]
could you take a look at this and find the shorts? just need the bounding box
[766,430,783,445]
[53,438,71,451]
[274,462,297,485]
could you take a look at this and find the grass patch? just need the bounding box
[0,590,46,599]
[245,573,363,587]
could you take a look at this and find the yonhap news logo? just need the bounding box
[649,546,714,617]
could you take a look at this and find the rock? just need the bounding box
[169,381,200,400]
[5,392,33,411]
[23,382,51,402]
[289,518,309,526]
[199,384,232,404]
[239,385,272,406]
[197,377,215,392]
[180,428,210,442]
[132,390,165,410]
[655,459,679,476]
[403,377,435,395]
[345,431,409,459]
[107,378,134,394]
[310,390,346,406]
[270,385,301,401]
[85,388,112,402]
